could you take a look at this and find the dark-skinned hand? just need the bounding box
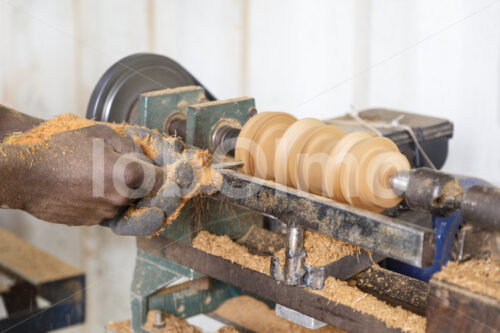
[1,125,165,226]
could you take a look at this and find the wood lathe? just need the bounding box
[88,53,500,333]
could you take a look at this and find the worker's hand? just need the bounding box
[100,127,221,236]
[13,125,165,226]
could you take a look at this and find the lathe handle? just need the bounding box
[461,185,500,231]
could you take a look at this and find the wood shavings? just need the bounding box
[275,230,361,267]
[2,132,23,144]
[107,311,200,333]
[126,206,150,218]
[8,114,97,145]
[193,231,270,275]
[194,231,426,333]
[312,278,426,333]
[160,157,222,227]
[433,259,500,300]
[4,113,131,146]
[143,310,200,333]
[132,133,158,160]
[214,295,346,333]
[106,320,132,333]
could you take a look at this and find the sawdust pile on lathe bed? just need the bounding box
[312,278,425,333]
[433,259,500,300]
[106,310,200,333]
[193,231,270,275]
[214,295,346,333]
[193,231,426,333]
[275,230,361,267]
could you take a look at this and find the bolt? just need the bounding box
[152,311,165,329]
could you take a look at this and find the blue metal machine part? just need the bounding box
[386,176,492,282]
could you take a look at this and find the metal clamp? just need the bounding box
[270,225,384,290]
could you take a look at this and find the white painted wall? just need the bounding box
[0,1,499,332]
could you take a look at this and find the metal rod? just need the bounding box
[389,170,410,196]
[284,226,306,285]
[212,125,241,156]
[166,118,187,141]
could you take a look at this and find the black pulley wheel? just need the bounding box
[86,53,215,124]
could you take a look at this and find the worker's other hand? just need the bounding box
[17,125,165,226]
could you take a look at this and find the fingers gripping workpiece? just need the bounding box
[235,112,411,211]
[102,129,220,236]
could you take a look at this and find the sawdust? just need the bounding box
[214,295,346,333]
[132,133,158,160]
[275,230,361,267]
[160,155,222,227]
[163,198,186,225]
[7,114,96,145]
[143,310,200,332]
[216,326,241,333]
[127,206,150,218]
[194,231,426,333]
[106,311,200,333]
[107,320,131,333]
[3,132,23,144]
[433,259,500,300]
[312,278,426,333]
[5,113,131,150]
[193,231,270,275]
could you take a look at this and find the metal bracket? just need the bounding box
[269,226,385,290]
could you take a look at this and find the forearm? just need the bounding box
[0,104,43,140]
[0,144,30,209]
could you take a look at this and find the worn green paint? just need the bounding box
[131,252,184,333]
[148,279,240,319]
[148,279,276,320]
[137,86,206,133]
[186,97,256,151]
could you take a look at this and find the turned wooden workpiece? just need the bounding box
[235,112,410,211]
